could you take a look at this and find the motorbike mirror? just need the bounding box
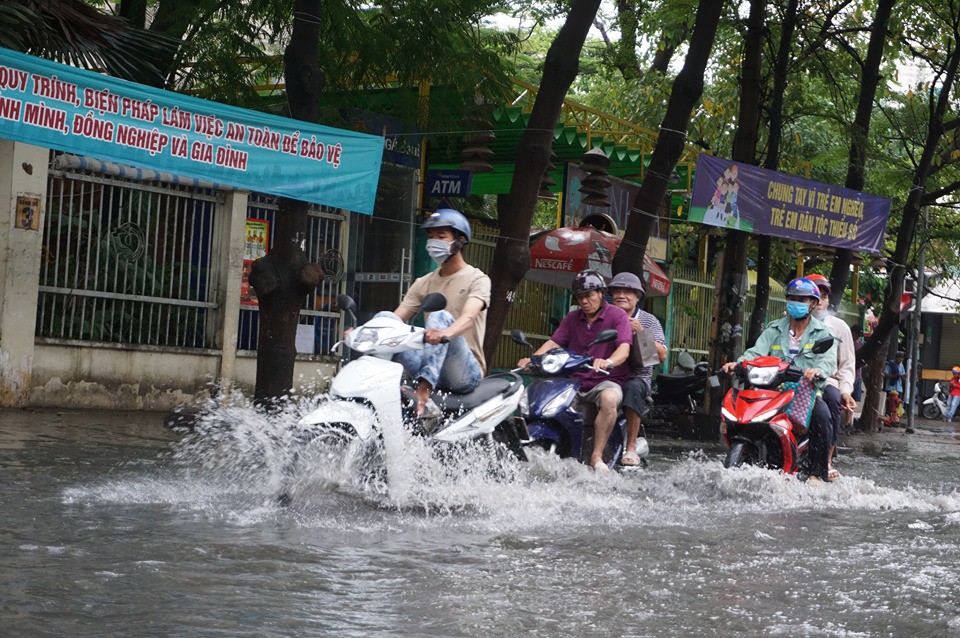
[337,294,358,324]
[676,350,696,372]
[511,329,532,348]
[811,337,835,354]
[421,292,447,313]
[588,329,619,347]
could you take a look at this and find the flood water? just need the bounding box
[3,405,960,637]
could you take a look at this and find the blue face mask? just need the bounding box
[786,300,811,319]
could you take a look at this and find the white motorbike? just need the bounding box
[279,293,526,502]
[921,382,949,420]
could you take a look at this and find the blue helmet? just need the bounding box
[786,277,821,300]
[422,208,471,244]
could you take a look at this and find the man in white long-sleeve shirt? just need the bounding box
[806,274,856,480]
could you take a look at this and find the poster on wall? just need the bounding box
[240,218,269,306]
[0,47,383,213]
[688,154,891,253]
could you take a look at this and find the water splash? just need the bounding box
[63,396,960,534]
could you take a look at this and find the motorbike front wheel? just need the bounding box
[724,440,762,469]
[921,403,941,420]
[492,420,528,462]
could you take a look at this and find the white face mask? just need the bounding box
[426,238,453,264]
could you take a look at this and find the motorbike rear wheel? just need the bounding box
[921,403,941,420]
[724,440,762,469]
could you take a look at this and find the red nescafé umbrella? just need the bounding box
[526,226,671,296]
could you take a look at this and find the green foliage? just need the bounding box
[146,0,522,130]
[0,0,175,83]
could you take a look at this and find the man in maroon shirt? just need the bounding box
[518,270,632,470]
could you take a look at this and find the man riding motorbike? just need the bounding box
[721,277,837,482]
[608,271,666,467]
[376,208,490,418]
[804,273,855,479]
[517,269,632,470]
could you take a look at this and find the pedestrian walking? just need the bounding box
[883,351,906,426]
[945,366,960,422]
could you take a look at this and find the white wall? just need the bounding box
[30,343,335,410]
[0,141,48,406]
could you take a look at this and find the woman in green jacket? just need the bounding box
[722,277,838,482]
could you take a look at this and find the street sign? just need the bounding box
[425,169,473,197]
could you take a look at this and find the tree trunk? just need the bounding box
[859,332,891,432]
[747,0,799,346]
[857,13,960,386]
[705,0,763,411]
[249,0,325,406]
[828,0,895,306]
[612,0,727,276]
[483,0,602,364]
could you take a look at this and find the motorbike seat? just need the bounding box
[656,371,701,394]
[434,375,521,413]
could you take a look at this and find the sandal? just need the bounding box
[827,468,841,481]
[620,451,641,467]
[591,460,611,473]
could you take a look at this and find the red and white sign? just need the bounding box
[526,226,671,296]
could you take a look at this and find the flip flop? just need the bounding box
[827,468,841,481]
[620,451,641,467]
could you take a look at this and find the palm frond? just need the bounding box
[0,0,177,84]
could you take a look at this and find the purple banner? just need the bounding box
[689,154,890,253]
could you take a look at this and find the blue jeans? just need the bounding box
[376,310,482,393]
[946,394,960,421]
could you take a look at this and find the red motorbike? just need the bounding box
[720,338,833,473]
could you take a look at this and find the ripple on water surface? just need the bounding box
[34,400,960,637]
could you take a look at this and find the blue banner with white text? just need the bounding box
[0,48,383,214]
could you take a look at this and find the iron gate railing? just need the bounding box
[236,195,345,356]
[38,168,222,349]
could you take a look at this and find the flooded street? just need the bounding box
[3,406,960,637]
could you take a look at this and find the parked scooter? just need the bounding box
[511,328,633,469]
[721,338,834,474]
[644,350,709,434]
[922,382,949,420]
[280,293,527,502]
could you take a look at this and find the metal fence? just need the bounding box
[36,165,857,366]
[38,167,223,349]
[37,167,347,357]
[236,195,345,356]
[668,265,858,359]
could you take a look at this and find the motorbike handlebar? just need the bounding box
[581,361,609,375]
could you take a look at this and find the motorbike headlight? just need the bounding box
[721,406,737,423]
[519,388,529,416]
[747,365,779,387]
[539,351,570,374]
[753,408,778,423]
[541,386,577,418]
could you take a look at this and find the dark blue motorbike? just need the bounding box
[512,329,626,469]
